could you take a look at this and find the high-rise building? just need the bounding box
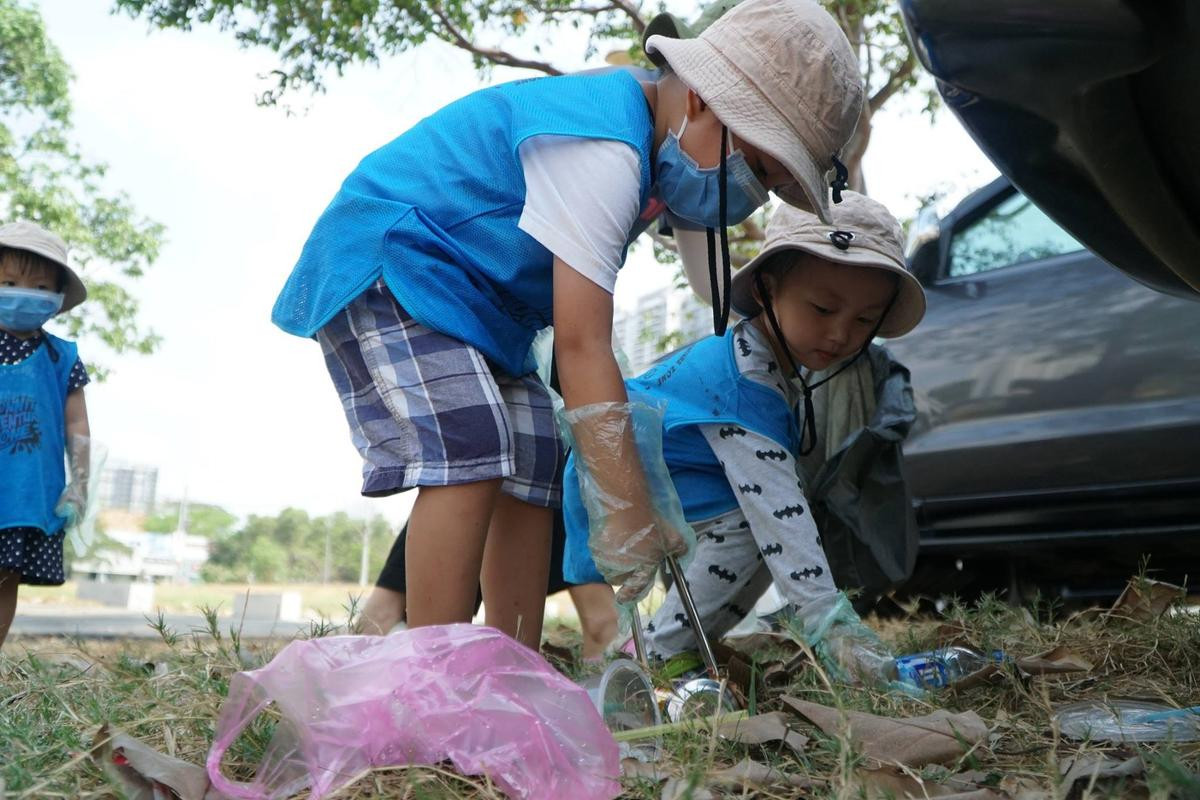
[96,463,159,514]
[613,286,711,375]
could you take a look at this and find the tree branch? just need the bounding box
[868,53,916,114]
[608,0,647,34]
[646,229,752,267]
[528,1,613,17]
[428,4,564,75]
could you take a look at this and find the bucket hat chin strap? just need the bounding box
[707,126,733,336]
[754,269,896,456]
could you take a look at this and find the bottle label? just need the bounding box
[894,653,950,689]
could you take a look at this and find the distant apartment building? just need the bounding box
[613,286,711,375]
[72,528,209,584]
[97,463,159,514]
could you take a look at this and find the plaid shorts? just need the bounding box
[318,280,562,507]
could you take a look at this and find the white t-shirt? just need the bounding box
[517,135,713,299]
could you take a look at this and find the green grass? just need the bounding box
[18,581,374,619]
[3,587,1199,798]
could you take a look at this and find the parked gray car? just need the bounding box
[886,176,1200,602]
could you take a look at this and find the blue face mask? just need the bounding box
[0,287,64,332]
[654,117,769,229]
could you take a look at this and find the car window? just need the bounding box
[947,191,1084,278]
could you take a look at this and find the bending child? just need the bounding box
[563,192,926,683]
[272,0,864,648]
[0,222,91,650]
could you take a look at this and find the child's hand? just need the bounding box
[792,591,897,686]
[54,484,85,527]
[56,433,90,529]
[592,509,690,604]
[560,400,697,605]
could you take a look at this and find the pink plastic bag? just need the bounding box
[206,625,621,800]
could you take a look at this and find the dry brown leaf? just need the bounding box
[761,660,794,689]
[855,766,1009,799]
[713,710,809,754]
[709,757,820,790]
[998,775,1053,800]
[783,696,989,767]
[949,663,1003,690]
[539,641,576,673]
[933,622,979,649]
[1015,646,1093,676]
[660,777,717,799]
[1104,578,1186,622]
[660,758,820,797]
[712,642,756,695]
[622,758,670,782]
[90,724,220,800]
[1060,754,1144,789]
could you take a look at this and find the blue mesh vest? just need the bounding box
[272,71,654,377]
[0,333,75,534]
[561,331,799,584]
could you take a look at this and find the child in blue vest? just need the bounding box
[563,192,927,683]
[0,221,92,650]
[272,0,864,648]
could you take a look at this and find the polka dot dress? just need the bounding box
[0,529,66,585]
[0,330,87,586]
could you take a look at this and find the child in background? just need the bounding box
[272,0,864,648]
[563,193,926,683]
[0,221,91,650]
[358,510,620,661]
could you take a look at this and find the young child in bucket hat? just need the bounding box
[562,192,926,684]
[0,221,92,650]
[272,0,863,645]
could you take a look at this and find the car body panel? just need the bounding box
[900,0,1200,298]
[888,178,1200,595]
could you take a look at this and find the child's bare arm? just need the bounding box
[57,389,91,525]
[552,258,627,409]
[65,387,90,440]
[553,258,688,601]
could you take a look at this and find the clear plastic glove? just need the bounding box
[558,400,695,605]
[54,434,90,528]
[790,591,897,687]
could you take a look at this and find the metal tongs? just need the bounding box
[629,554,721,681]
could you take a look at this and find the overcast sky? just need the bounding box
[36,1,996,526]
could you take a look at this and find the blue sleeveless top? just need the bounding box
[273,71,655,377]
[561,330,800,584]
[0,333,76,534]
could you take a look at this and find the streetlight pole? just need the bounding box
[322,526,331,585]
[359,517,370,588]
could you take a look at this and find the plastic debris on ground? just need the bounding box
[1055,699,1200,742]
[581,658,662,762]
[206,625,621,800]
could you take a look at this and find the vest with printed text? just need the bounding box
[0,333,76,535]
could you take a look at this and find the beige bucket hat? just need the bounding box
[645,0,863,223]
[729,192,926,338]
[0,220,86,313]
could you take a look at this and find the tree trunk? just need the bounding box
[842,101,872,195]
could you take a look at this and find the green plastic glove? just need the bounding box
[791,591,900,687]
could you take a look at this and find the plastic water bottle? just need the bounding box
[892,646,1005,689]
